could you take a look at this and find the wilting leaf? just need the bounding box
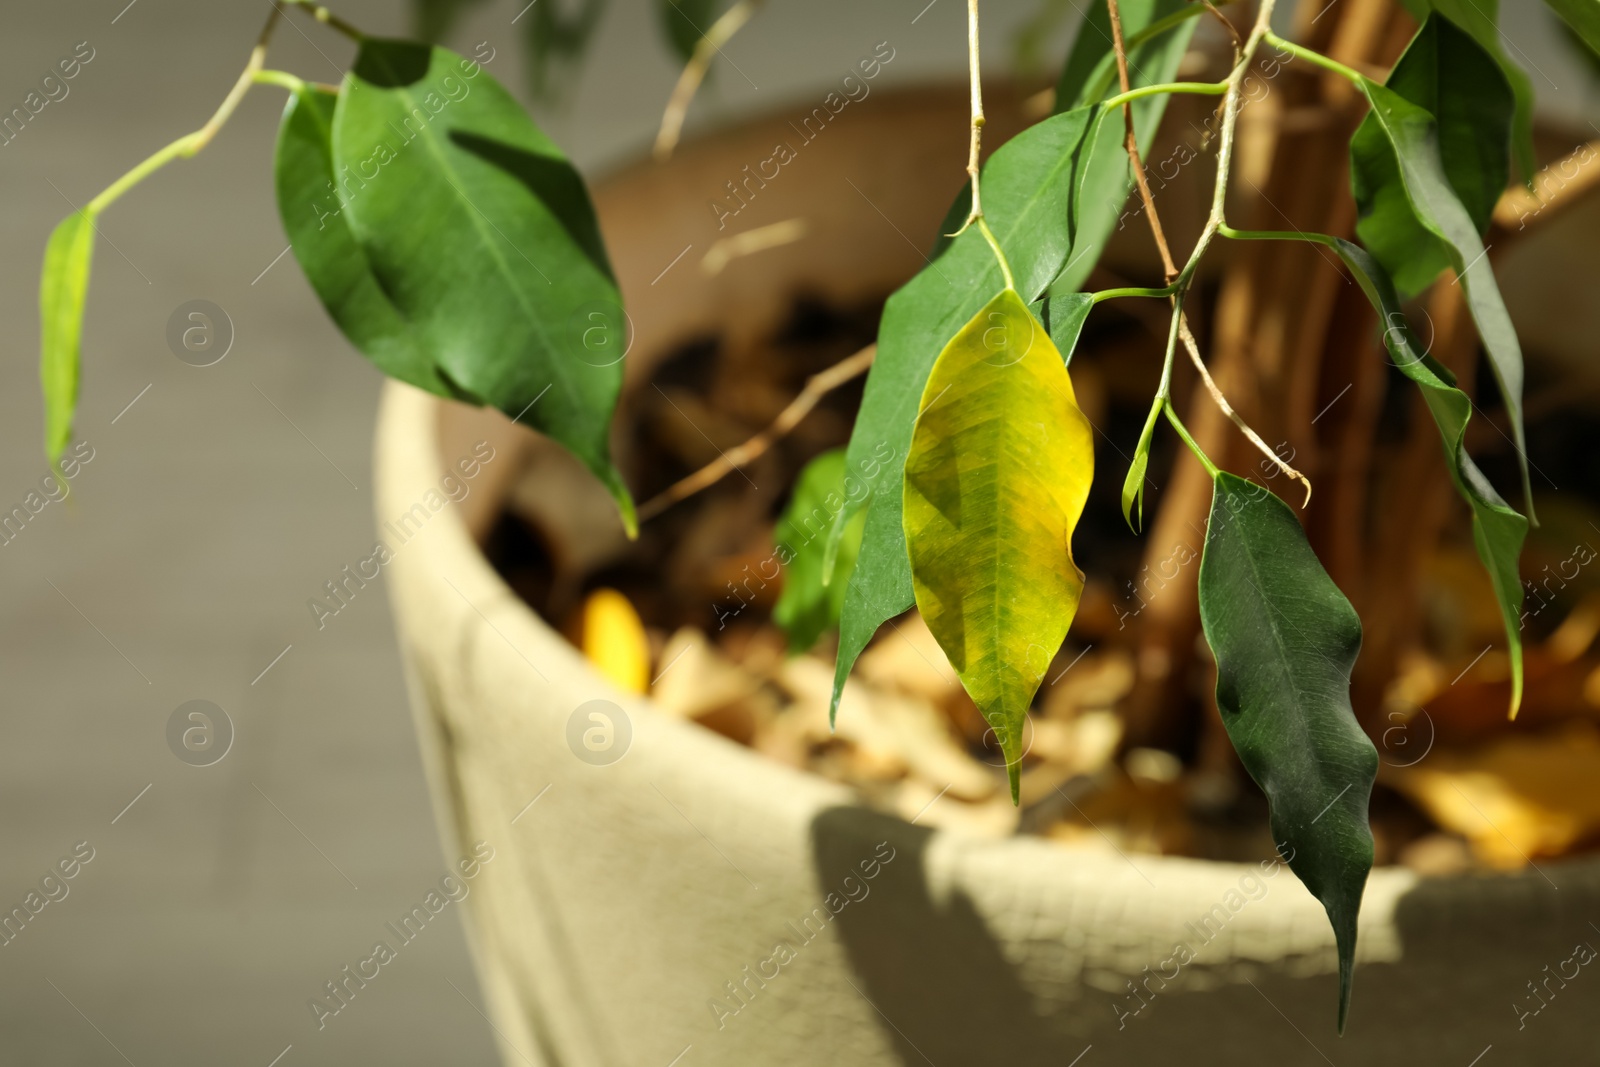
[1350,14,1512,294]
[1197,472,1376,1033]
[1544,0,1600,59]
[334,40,635,533]
[1350,33,1532,519]
[570,588,651,694]
[772,449,867,654]
[903,289,1094,801]
[274,85,458,398]
[1321,235,1527,715]
[825,0,1195,717]
[39,210,96,465]
[825,106,1105,700]
[1403,0,1535,182]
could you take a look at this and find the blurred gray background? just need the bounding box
[0,1,1590,1064]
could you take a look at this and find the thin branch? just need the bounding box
[1107,0,1178,281]
[1109,0,1307,502]
[637,345,876,521]
[1492,138,1600,234]
[948,0,1016,287]
[653,0,763,161]
[1179,318,1311,504]
[278,0,364,41]
[87,6,283,215]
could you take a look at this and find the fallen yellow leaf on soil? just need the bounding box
[568,588,651,694]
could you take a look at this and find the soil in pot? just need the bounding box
[484,283,1600,880]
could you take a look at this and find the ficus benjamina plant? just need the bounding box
[34,0,1596,1037]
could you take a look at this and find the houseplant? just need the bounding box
[34,0,1600,1059]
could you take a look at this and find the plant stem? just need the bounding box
[1263,31,1366,85]
[949,0,1018,288]
[1092,285,1177,304]
[1107,0,1179,282]
[253,68,309,94]
[637,344,877,521]
[1080,7,1209,103]
[87,6,282,215]
[279,0,365,41]
[1163,401,1220,478]
[653,0,763,161]
[1101,81,1228,111]
[1218,223,1340,248]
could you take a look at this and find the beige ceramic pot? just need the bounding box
[375,87,1598,1066]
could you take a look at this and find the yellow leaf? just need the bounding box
[570,588,651,694]
[902,288,1094,800]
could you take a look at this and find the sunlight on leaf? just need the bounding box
[902,289,1094,801]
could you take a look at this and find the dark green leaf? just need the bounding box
[1350,13,1512,294]
[831,483,916,727]
[1544,0,1600,59]
[520,0,607,100]
[1322,234,1527,715]
[772,449,867,654]
[334,40,635,533]
[1197,472,1376,1033]
[274,85,458,399]
[659,0,720,62]
[39,210,95,465]
[1410,0,1536,183]
[1045,291,1094,365]
[1350,30,1532,519]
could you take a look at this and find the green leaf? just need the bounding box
[334,40,635,534]
[1544,0,1600,59]
[39,210,96,465]
[771,449,867,654]
[903,289,1094,802]
[827,0,1195,719]
[1048,0,1200,296]
[274,85,459,399]
[1350,28,1533,520]
[1123,394,1162,533]
[1350,14,1512,295]
[1197,472,1376,1034]
[1410,0,1536,183]
[519,0,607,100]
[1044,291,1094,365]
[659,0,720,62]
[1322,234,1527,715]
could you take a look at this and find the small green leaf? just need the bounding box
[1197,472,1376,1034]
[1409,0,1536,183]
[772,450,867,654]
[333,40,635,534]
[274,85,458,399]
[1324,235,1528,716]
[412,0,491,42]
[1350,28,1533,520]
[1123,395,1162,533]
[40,210,96,465]
[1544,0,1600,59]
[903,290,1094,802]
